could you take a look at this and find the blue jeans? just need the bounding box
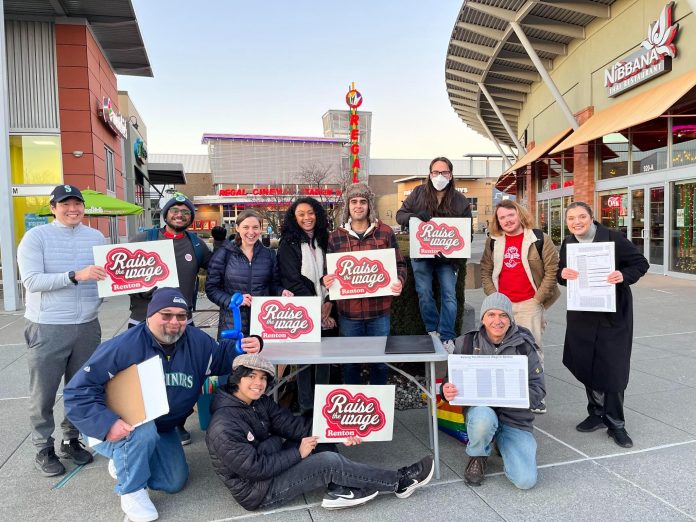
[94,421,189,495]
[411,259,458,341]
[259,450,399,509]
[465,406,537,489]
[338,315,390,385]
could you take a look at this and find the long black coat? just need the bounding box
[558,222,649,392]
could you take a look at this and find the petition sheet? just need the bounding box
[447,355,529,409]
[566,242,616,312]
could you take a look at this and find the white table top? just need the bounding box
[260,335,449,365]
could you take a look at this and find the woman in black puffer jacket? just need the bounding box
[205,210,288,338]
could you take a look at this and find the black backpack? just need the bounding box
[490,228,544,257]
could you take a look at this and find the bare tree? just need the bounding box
[297,163,350,229]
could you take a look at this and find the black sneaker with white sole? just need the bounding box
[395,455,434,498]
[321,485,379,510]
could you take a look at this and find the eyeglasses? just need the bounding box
[169,209,191,217]
[158,311,189,322]
[430,170,452,178]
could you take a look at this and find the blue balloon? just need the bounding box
[220,292,245,354]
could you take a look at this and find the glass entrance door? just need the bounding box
[648,186,664,268]
[631,185,664,270]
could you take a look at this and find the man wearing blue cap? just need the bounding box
[17,184,107,477]
[64,287,263,522]
[441,293,545,490]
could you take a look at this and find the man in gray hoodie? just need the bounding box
[17,184,107,477]
[442,293,545,489]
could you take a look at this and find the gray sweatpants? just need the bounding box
[24,319,102,451]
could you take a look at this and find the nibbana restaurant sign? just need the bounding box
[604,2,679,97]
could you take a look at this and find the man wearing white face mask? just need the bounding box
[396,157,472,353]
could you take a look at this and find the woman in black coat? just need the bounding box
[558,202,648,448]
[205,210,289,338]
[277,197,335,415]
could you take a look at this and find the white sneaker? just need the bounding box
[428,331,440,338]
[442,339,455,354]
[108,459,117,480]
[120,488,158,522]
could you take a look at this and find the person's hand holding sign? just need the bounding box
[442,382,458,402]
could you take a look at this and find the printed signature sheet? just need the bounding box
[566,242,616,312]
[447,355,529,408]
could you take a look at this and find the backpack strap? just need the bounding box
[532,228,544,257]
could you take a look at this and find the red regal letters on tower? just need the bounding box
[345,82,363,184]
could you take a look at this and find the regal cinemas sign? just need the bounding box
[604,2,679,97]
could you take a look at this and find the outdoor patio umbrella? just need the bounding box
[35,189,143,217]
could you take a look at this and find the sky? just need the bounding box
[118,1,499,160]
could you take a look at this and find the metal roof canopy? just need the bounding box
[3,0,152,77]
[446,0,615,149]
[147,163,186,185]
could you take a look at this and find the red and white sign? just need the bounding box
[249,296,321,343]
[409,217,471,259]
[312,385,395,442]
[607,195,622,208]
[326,249,398,300]
[93,240,179,297]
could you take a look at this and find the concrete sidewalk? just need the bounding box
[2,253,696,520]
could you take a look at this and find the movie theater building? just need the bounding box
[447,0,696,277]
[194,134,348,232]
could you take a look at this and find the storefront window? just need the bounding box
[549,198,563,245]
[535,160,549,192]
[598,133,629,180]
[598,190,629,237]
[547,156,562,191]
[562,154,574,188]
[9,135,62,244]
[631,118,668,174]
[672,119,696,168]
[671,180,696,275]
[537,199,549,235]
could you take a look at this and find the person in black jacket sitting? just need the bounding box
[206,354,434,511]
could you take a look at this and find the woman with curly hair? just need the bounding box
[278,197,335,416]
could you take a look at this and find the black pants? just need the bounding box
[586,387,625,430]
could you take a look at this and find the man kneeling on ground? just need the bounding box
[205,353,434,511]
[64,288,263,522]
[442,293,545,489]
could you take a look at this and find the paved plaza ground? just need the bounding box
[2,234,696,521]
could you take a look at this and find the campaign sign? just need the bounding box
[409,217,471,259]
[312,385,395,442]
[249,296,321,343]
[326,249,398,301]
[93,240,179,297]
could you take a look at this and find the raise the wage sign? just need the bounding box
[409,217,471,259]
[326,249,398,301]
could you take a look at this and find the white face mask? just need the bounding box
[431,175,450,191]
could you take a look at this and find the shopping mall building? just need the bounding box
[447,0,696,278]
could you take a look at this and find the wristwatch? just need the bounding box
[68,271,78,285]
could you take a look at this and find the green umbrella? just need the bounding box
[36,189,143,217]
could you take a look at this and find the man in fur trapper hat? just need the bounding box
[323,182,407,385]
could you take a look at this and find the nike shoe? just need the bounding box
[395,455,435,498]
[321,485,379,510]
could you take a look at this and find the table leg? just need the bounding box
[425,362,434,450]
[429,360,440,480]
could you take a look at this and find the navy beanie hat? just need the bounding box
[147,287,189,317]
[161,193,195,218]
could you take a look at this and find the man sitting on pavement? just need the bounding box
[206,353,434,511]
[442,293,545,489]
[64,288,262,522]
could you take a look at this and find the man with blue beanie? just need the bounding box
[441,293,545,490]
[64,288,263,522]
